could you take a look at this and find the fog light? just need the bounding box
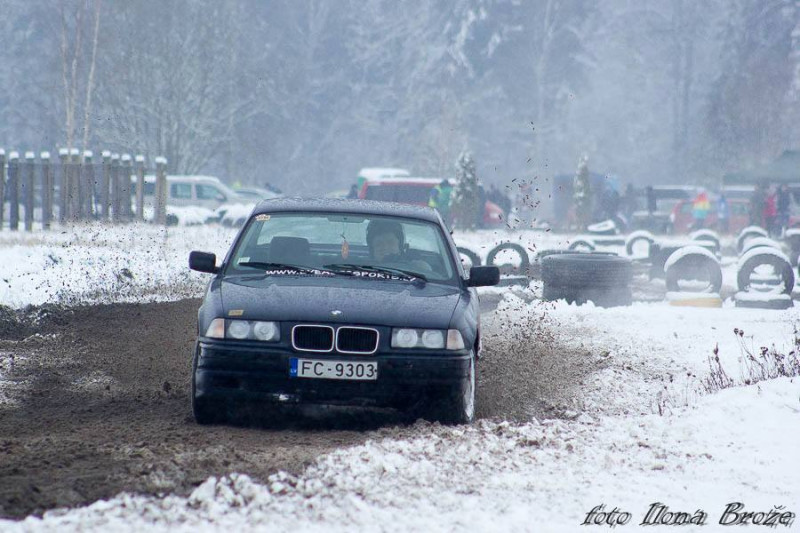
[392,328,419,348]
[227,320,250,339]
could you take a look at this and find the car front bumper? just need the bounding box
[195,340,471,408]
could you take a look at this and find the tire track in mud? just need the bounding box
[0,296,595,518]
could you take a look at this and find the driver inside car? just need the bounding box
[366,219,433,274]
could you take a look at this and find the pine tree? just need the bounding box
[452,150,480,230]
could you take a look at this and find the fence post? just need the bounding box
[121,154,132,219]
[155,156,167,225]
[0,149,5,230]
[24,152,35,231]
[8,152,19,231]
[69,148,81,221]
[58,148,69,223]
[101,151,111,220]
[82,151,94,218]
[135,155,145,220]
[111,153,120,223]
[41,152,52,230]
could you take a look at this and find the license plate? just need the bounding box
[289,358,378,381]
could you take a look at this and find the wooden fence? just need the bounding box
[0,148,169,231]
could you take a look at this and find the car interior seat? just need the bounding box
[268,236,311,265]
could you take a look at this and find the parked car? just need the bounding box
[629,185,699,233]
[233,186,282,202]
[188,198,500,425]
[358,177,505,227]
[132,175,245,211]
[670,194,800,234]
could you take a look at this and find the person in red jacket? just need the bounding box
[763,186,778,236]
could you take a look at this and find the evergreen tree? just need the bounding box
[452,150,480,230]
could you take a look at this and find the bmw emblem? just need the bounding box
[331,310,343,317]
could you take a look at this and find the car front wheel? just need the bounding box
[421,352,475,425]
[192,346,224,425]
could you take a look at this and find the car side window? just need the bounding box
[197,184,224,200]
[170,183,192,199]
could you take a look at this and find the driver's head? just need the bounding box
[366,220,404,261]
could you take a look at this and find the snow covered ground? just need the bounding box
[1,225,799,531]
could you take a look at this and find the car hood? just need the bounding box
[218,276,462,328]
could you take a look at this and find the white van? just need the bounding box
[132,175,244,211]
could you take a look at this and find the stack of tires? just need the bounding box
[735,244,795,310]
[541,253,633,307]
[663,245,723,307]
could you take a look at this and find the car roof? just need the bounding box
[365,177,452,185]
[252,197,442,223]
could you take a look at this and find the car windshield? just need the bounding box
[225,212,457,283]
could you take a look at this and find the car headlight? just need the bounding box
[391,328,464,350]
[204,319,280,342]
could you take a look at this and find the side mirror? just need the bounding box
[215,193,226,202]
[467,266,500,287]
[189,251,219,274]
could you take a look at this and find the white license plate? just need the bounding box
[289,358,378,380]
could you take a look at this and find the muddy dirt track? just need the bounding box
[0,297,598,519]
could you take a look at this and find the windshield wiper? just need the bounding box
[324,263,427,282]
[237,261,348,276]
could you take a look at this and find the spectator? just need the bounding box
[347,184,359,199]
[428,179,453,225]
[646,186,656,215]
[764,186,778,236]
[691,190,710,229]
[622,184,636,220]
[750,184,766,227]
[777,184,791,236]
[716,194,729,233]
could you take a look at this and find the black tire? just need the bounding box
[625,231,655,257]
[567,239,596,252]
[648,244,682,279]
[456,246,481,268]
[541,253,632,287]
[690,230,721,253]
[543,283,632,307]
[664,249,722,293]
[740,237,780,256]
[737,251,795,294]
[421,352,475,425]
[734,297,793,310]
[736,226,768,253]
[486,243,530,275]
[192,346,224,425]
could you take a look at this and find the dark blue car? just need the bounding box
[189,198,499,424]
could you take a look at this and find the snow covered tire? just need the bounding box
[486,243,530,275]
[737,250,795,295]
[542,253,632,288]
[664,247,722,294]
[625,231,655,257]
[456,246,481,268]
[736,226,768,254]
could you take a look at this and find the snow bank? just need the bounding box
[0,223,237,308]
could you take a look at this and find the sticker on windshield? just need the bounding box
[255,214,270,221]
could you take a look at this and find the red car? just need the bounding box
[669,197,800,234]
[359,177,504,227]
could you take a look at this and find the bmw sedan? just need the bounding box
[189,198,499,424]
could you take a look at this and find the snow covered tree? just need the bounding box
[452,150,481,230]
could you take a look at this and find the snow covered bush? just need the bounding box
[451,150,480,231]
